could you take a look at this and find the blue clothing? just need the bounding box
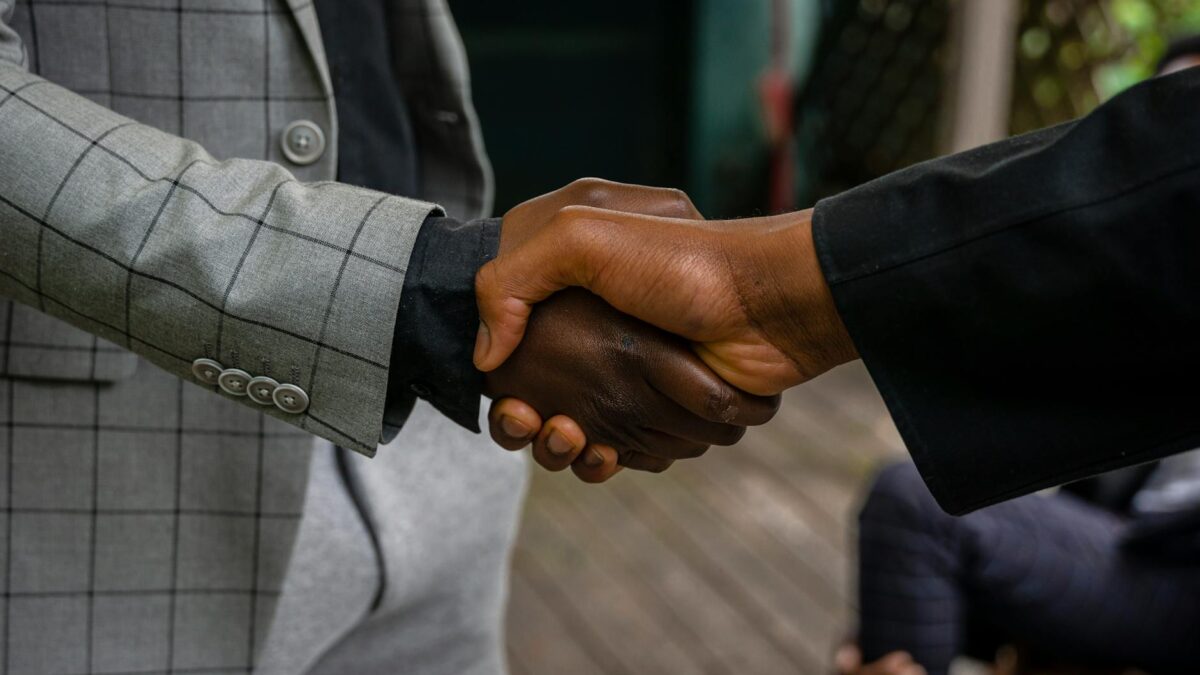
[858,462,1200,675]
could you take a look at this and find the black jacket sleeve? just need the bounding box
[382,216,501,439]
[812,68,1200,515]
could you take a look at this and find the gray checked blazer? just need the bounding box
[0,0,507,673]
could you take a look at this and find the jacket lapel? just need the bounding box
[283,0,334,97]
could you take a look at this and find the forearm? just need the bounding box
[0,65,439,455]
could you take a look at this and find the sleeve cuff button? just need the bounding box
[217,368,252,397]
[273,383,310,414]
[191,358,224,385]
[247,376,280,405]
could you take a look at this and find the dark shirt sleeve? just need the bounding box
[811,68,1200,515]
[382,216,501,440]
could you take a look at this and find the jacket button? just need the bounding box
[191,358,224,385]
[272,383,310,414]
[217,368,252,397]
[247,376,279,406]
[281,120,326,165]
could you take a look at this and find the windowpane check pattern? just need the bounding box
[0,0,493,671]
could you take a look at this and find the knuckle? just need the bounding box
[666,188,695,215]
[670,187,690,201]
[549,205,589,233]
[569,177,609,204]
[569,177,603,190]
[703,385,737,423]
[474,262,500,300]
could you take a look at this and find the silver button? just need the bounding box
[281,120,326,165]
[272,383,310,414]
[217,368,252,397]
[191,358,224,385]
[247,376,279,406]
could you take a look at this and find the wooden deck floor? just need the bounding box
[505,362,907,675]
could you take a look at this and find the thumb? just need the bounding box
[473,248,576,371]
[474,206,630,371]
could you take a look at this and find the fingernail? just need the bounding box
[584,448,605,467]
[547,430,574,456]
[500,415,531,440]
[473,322,491,368]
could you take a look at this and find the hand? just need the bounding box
[483,289,779,479]
[474,189,859,396]
[834,645,927,675]
[483,178,762,481]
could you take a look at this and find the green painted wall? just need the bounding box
[688,0,821,215]
[453,1,823,216]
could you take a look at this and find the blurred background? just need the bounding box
[449,1,1200,672]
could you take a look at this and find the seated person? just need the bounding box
[837,454,1200,675]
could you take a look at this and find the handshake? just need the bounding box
[475,179,860,481]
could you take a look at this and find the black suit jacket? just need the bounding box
[812,68,1200,517]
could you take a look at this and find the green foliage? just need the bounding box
[1012,0,1200,133]
[1091,0,1200,98]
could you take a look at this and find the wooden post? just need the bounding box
[940,0,1021,153]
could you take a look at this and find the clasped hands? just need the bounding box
[476,179,859,482]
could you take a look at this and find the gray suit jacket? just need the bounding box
[0,0,509,672]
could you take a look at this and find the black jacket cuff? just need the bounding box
[383,216,501,437]
[811,71,1200,515]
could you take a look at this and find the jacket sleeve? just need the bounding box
[0,21,439,456]
[812,68,1200,515]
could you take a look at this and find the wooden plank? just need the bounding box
[741,419,873,542]
[507,359,900,674]
[799,362,904,450]
[786,384,902,463]
[513,503,711,674]
[610,472,836,670]
[676,452,850,605]
[505,570,608,675]
[532,471,801,673]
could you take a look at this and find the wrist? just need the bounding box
[740,209,858,381]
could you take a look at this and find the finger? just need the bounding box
[834,644,862,674]
[879,652,915,671]
[643,398,748,448]
[474,231,595,372]
[475,206,696,372]
[530,415,588,472]
[634,428,712,460]
[620,452,674,474]
[568,178,704,220]
[474,258,539,372]
[487,398,541,450]
[570,445,623,483]
[693,341,796,397]
[643,344,781,427]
